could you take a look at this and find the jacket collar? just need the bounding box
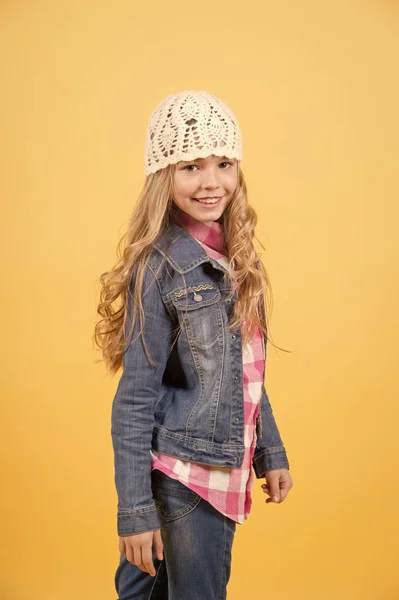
[154,222,227,275]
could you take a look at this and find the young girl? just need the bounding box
[94,90,293,599]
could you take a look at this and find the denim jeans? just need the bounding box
[114,469,237,599]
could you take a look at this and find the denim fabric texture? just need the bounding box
[111,222,290,536]
[115,469,236,600]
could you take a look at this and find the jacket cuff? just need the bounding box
[117,504,160,536]
[252,447,290,478]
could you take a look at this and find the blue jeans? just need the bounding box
[115,469,237,599]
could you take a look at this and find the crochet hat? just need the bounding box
[144,90,242,176]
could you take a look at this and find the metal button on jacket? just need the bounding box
[193,293,203,301]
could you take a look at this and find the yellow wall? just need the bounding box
[1,1,398,598]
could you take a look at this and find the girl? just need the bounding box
[94,90,293,599]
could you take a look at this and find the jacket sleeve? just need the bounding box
[252,381,290,478]
[111,262,175,536]
[252,287,290,477]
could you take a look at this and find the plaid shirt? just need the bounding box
[151,212,265,523]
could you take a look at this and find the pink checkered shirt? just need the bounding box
[151,212,265,523]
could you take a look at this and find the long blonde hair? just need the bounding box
[93,163,288,374]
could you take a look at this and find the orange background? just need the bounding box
[1,1,398,598]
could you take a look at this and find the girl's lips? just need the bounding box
[192,196,224,207]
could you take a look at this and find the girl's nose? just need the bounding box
[200,168,221,189]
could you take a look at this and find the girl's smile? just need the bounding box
[192,195,224,207]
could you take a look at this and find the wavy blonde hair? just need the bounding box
[93,163,288,374]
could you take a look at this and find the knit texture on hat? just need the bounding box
[144,90,242,176]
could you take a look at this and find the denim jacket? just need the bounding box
[111,223,290,536]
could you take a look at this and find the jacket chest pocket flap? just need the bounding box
[171,285,221,310]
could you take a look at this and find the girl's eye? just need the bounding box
[183,161,233,172]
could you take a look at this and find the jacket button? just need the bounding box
[231,334,236,340]
[233,457,237,462]
[234,417,239,423]
[226,298,232,303]
[234,375,238,381]
[193,293,203,301]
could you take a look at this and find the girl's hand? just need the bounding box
[118,529,164,576]
[261,468,293,503]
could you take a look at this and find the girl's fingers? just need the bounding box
[133,545,146,573]
[261,483,270,495]
[142,546,156,577]
[153,529,164,561]
[125,542,135,566]
[121,532,157,573]
[262,482,283,503]
[118,537,126,555]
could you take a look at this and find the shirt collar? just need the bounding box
[175,211,225,254]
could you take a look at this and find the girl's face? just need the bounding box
[172,155,238,224]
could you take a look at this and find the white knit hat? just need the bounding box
[144,90,242,176]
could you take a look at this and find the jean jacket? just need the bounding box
[111,223,290,536]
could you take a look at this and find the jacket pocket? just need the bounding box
[171,285,223,349]
[151,469,202,522]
